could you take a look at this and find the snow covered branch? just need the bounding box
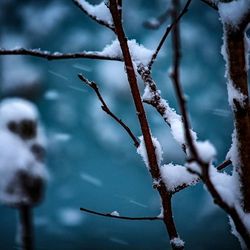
[80,207,162,221]
[147,0,192,70]
[138,65,197,154]
[167,2,250,247]
[0,48,122,61]
[72,0,115,31]
[78,74,139,148]
[109,1,183,249]
[143,8,171,30]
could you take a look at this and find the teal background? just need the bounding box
[0,0,241,249]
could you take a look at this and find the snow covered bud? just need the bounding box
[0,98,48,207]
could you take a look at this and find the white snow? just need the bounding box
[194,140,217,163]
[44,90,60,101]
[100,39,154,65]
[209,166,237,206]
[226,129,240,167]
[218,0,250,28]
[141,84,197,149]
[137,135,163,169]
[0,98,38,129]
[142,84,155,102]
[227,81,247,110]
[76,0,113,25]
[186,162,202,175]
[170,237,185,248]
[110,211,120,216]
[58,208,84,226]
[160,163,198,192]
[0,98,48,206]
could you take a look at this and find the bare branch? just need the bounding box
[72,0,115,32]
[200,0,218,10]
[148,0,192,70]
[80,207,162,221]
[78,74,139,148]
[0,48,122,61]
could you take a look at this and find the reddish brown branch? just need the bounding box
[78,74,139,148]
[80,207,162,221]
[72,0,115,31]
[0,48,122,61]
[109,1,183,249]
[148,0,192,70]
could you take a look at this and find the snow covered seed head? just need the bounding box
[0,98,47,207]
[0,98,38,140]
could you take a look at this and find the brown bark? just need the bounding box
[224,25,250,213]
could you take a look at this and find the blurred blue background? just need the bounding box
[0,0,240,249]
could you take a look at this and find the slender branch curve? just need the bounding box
[0,48,122,61]
[168,1,250,247]
[80,207,162,221]
[147,0,192,70]
[78,74,139,148]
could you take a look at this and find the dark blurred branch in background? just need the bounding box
[19,205,33,250]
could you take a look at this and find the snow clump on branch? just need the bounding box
[0,98,48,207]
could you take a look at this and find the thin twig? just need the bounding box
[80,207,162,221]
[0,48,122,61]
[147,0,192,70]
[78,74,139,148]
[72,0,115,31]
